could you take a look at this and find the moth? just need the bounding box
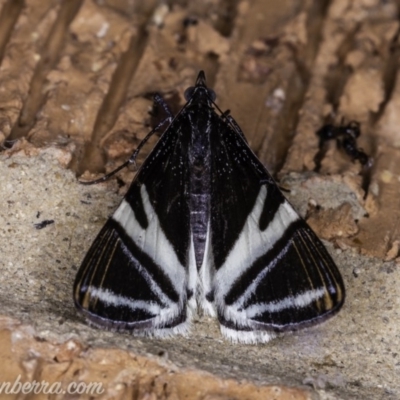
[74,71,345,344]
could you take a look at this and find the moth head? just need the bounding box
[184,71,216,103]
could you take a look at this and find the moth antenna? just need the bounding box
[79,96,174,185]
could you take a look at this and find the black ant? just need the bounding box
[314,120,372,198]
[316,121,370,166]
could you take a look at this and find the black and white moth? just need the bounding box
[73,71,345,344]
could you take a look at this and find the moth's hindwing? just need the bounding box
[74,120,193,336]
[209,118,345,343]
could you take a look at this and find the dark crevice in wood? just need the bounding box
[324,26,360,114]
[212,0,240,37]
[267,0,331,176]
[311,25,361,172]
[202,53,219,89]
[0,0,24,67]
[98,0,138,17]
[365,12,400,194]
[76,11,156,176]
[166,0,188,8]
[372,24,400,124]
[5,0,84,145]
[303,0,332,68]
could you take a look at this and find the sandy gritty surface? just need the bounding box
[0,150,398,399]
